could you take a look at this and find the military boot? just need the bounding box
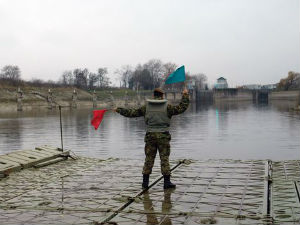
[163,175,176,189]
[142,174,150,189]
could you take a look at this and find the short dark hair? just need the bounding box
[154,90,163,98]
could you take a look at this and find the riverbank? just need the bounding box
[0,99,147,113]
[1,84,300,112]
[269,90,300,101]
[0,84,152,112]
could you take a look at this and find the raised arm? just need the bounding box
[115,105,146,118]
[167,89,189,117]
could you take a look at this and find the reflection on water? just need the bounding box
[0,101,299,160]
[143,190,173,225]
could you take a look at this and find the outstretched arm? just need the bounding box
[115,105,146,118]
[167,89,189,117]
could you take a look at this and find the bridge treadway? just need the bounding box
[0,148,299,224]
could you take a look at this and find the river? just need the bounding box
[0,101,299,160]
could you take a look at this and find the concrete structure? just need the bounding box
[71,89,77,108]
[213,88,273,102]
[165,91,187,102]
[16,87,23,111]
[0,146,70,177]
[47,89,53,109]
[242,84,277,90]
[197,90,213,103]
[269,90,300,101]
[213,88,253,101]
[242,84,262,90]
[214,77,228,89]
[261,84,277,90]
[92,90,97,108]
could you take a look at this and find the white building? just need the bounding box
[214,77,228,89]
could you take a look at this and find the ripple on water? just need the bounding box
[0,102,299,160]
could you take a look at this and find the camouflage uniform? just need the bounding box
[116,93,189,175]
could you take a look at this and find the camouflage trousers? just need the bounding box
[142,132,171,175]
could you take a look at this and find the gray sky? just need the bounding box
[0,0,299,87]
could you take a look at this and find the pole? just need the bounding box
[59,105,64,152]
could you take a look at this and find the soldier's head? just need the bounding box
[153,88,164,99]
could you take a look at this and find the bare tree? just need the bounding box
[115,65,133,88]
[88,72,98,89]
[0,65,21,82]
[190,73,207,90]
[163,62,177,78]
[73,68,89,89]
[144,59,164,88]
[60,70,73,85]
[29,78,44,87]
[278,71,300,90]
[127,60,179,90]
[97,68,110,88]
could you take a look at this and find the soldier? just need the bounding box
[115,88,189,189]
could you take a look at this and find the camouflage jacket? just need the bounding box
[116,93,189,119]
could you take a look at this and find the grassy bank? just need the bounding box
[0,83,152,104]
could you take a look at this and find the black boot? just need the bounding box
[142,174,150,189]
[163,175,176,189]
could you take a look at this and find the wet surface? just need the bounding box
[0,155,299,224]
[113,160,268,225]
[271,161,300,223]
[0,101,300,160]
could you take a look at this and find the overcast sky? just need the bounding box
[0,0,299,87]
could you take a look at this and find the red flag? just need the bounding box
[91,109,107,130]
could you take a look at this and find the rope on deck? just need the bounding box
[96,159,185,225]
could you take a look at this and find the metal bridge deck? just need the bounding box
[0,148,299,224]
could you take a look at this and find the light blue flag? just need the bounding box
[165,65,185,84]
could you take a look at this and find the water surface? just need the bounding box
[0,101,299,160]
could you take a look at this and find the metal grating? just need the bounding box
[0,155,299,225]
[112,160,268,225]
[271,161,300,224]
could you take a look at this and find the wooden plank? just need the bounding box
[34,157,66,168]
[2,154,37,166]
[35,146,62,155]
[0,158,22,174]
[39,145,62,153]
[0,155,26,164]
[17,152,47,161]
[0,158,20,168]
[1,154,40,169]
[30,149,56,157]
[0,146,70,175]
[4,152,35,161]
[22,149,53,156]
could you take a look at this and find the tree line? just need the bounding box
[0,59,208,90]
[115,59,207,90]
[277,71,300,91]
[60,68,110,89]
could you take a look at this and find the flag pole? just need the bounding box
[59,105,64,152]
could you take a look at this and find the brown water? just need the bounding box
[0,101,299,160]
